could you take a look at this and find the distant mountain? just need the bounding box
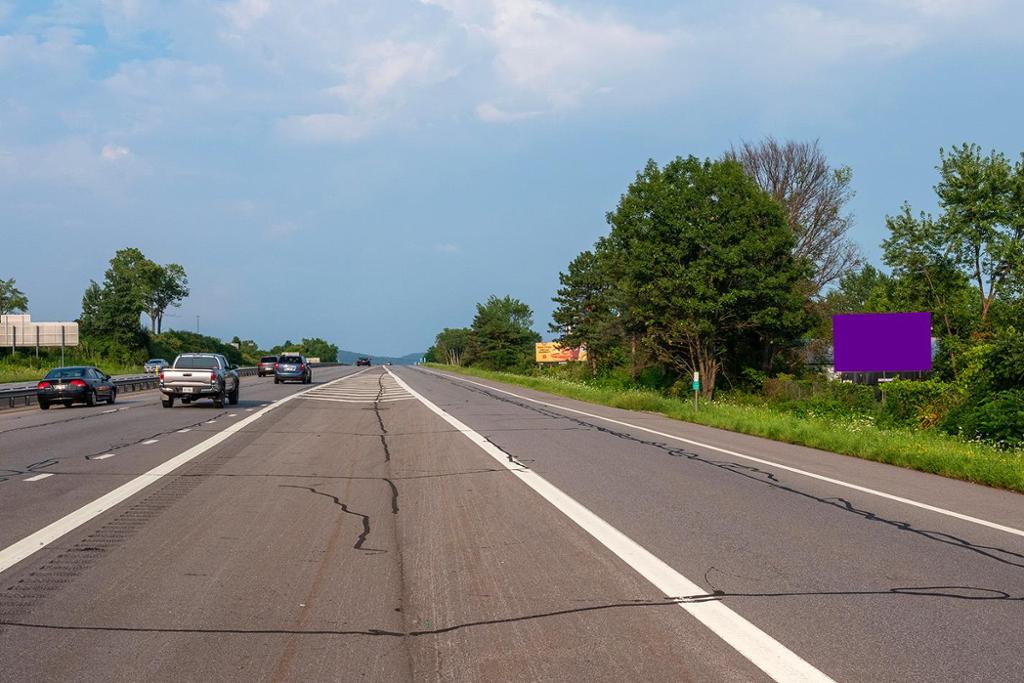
[337,350,425,365]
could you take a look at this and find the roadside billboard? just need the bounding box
[832,312,932,372]
[535,342,588,363]
[0,314,79,348]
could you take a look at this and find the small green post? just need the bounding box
[692,371,700,411]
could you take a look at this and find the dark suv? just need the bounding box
[356,357,371,366]
[257,355,277,377]
[274,354,312,384]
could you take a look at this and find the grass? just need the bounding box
[424,363,1024,494]
[0,357,142,384]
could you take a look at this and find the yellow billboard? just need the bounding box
[535,342,588,363]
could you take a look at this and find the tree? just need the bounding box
[142,262,189,334]
[933,143,1024,325]
[550,248,628,370]
[0,278,29,318]
[468,295,540,370]
[881,204,977,338]
[433,327,471,366]
[726,138,861,295]
[604,156,811,397]
[823,264,893,315]
[78,248,150,351]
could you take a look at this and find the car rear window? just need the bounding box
[279,355,302,364]
[260,356,277,362]
[45,368,86,379]
[174,356,219,369]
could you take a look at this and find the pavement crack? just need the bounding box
[279,485,386,554]
[422,369,1024,572]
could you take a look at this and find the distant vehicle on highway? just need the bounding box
[144,358,169,373]
[159,353,239,408]
[356,357,371,366]
[275,354,312,384]
[257,355,278,377]
[36,366,117,410]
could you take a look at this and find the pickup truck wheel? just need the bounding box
[213,391,225,409]
[228,385,239,405]
[162,396,174,408]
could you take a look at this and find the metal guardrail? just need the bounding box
[0,363,341,411]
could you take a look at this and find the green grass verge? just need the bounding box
[0,361,142,384]
[424,364,1024,494]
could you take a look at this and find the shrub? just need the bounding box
[879,379,961,428]
[944,390,1024,449]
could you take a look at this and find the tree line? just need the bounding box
[2,247,340,367]
[426,139,1023,445]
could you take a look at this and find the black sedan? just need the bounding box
[36,366,117,410]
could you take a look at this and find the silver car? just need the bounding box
[144,358,169,373]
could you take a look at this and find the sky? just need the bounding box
[2,0,1023,356]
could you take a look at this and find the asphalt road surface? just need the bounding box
[0,365,1021,681]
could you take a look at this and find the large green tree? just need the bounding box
[604,156,811,396]
[433,327,472,366]
[0,277,29,318]
[79,248,151,351]
[141,262,190,334]
[468,295,540,370]
[549,247,626,369]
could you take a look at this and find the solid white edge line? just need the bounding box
[23,473,54,482]
[386,367,833,683]
[418,368,1024,540]
[0,368,367,575]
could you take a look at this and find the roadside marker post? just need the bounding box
[692,371,700,411]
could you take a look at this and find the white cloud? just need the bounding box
[100,144,131,160]
[278,113,373,143]
[265,220,300,238]
[433,243,460,253]
[476,101,541,123]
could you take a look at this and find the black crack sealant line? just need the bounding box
[374,372,400,514]
[425,370,1024,571]
[280,485,386,554]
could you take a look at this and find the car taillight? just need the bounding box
[274,363,279,370]
[37,381,51,389]
[159,371,164,381]
[210,372,217,382]
[299,363,305,370]
[69,379,87,387]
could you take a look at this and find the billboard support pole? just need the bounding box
[35,326,39,359]
[61,326,65,367]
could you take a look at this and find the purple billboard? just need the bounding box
[832,312,933,372]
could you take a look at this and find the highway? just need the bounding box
[0,365,1021,681]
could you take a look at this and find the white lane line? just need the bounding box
[206,420,217,424]
[141,439,158,445]
[422,369,1024,540]
[245,408,255,412]
[101,408,118,414]
[228,413,238,417]
[177,428,191,433]
[0,371,363,575]
[24,473,54,482]
[387,368,832,683]
[91,454,116,460]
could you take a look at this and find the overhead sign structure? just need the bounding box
[832,312,932,373]
[535,342,588,364]
[0,314,79,348]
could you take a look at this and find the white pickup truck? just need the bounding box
[159,353,240,408]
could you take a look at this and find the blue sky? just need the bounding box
[2,0,1022,356]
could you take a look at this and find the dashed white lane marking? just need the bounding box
[0,370,365,575]
[420,369,1024,540]
[142,439,158,445]
[245,408,255,412]
[177,428,191,433]
[24,474,54,482]
[206,420,216,424]
[228,413,238,417]
[101,408,117,414]
[387,367,831,682]
[91,454,115,460]
[298,371,412,404]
